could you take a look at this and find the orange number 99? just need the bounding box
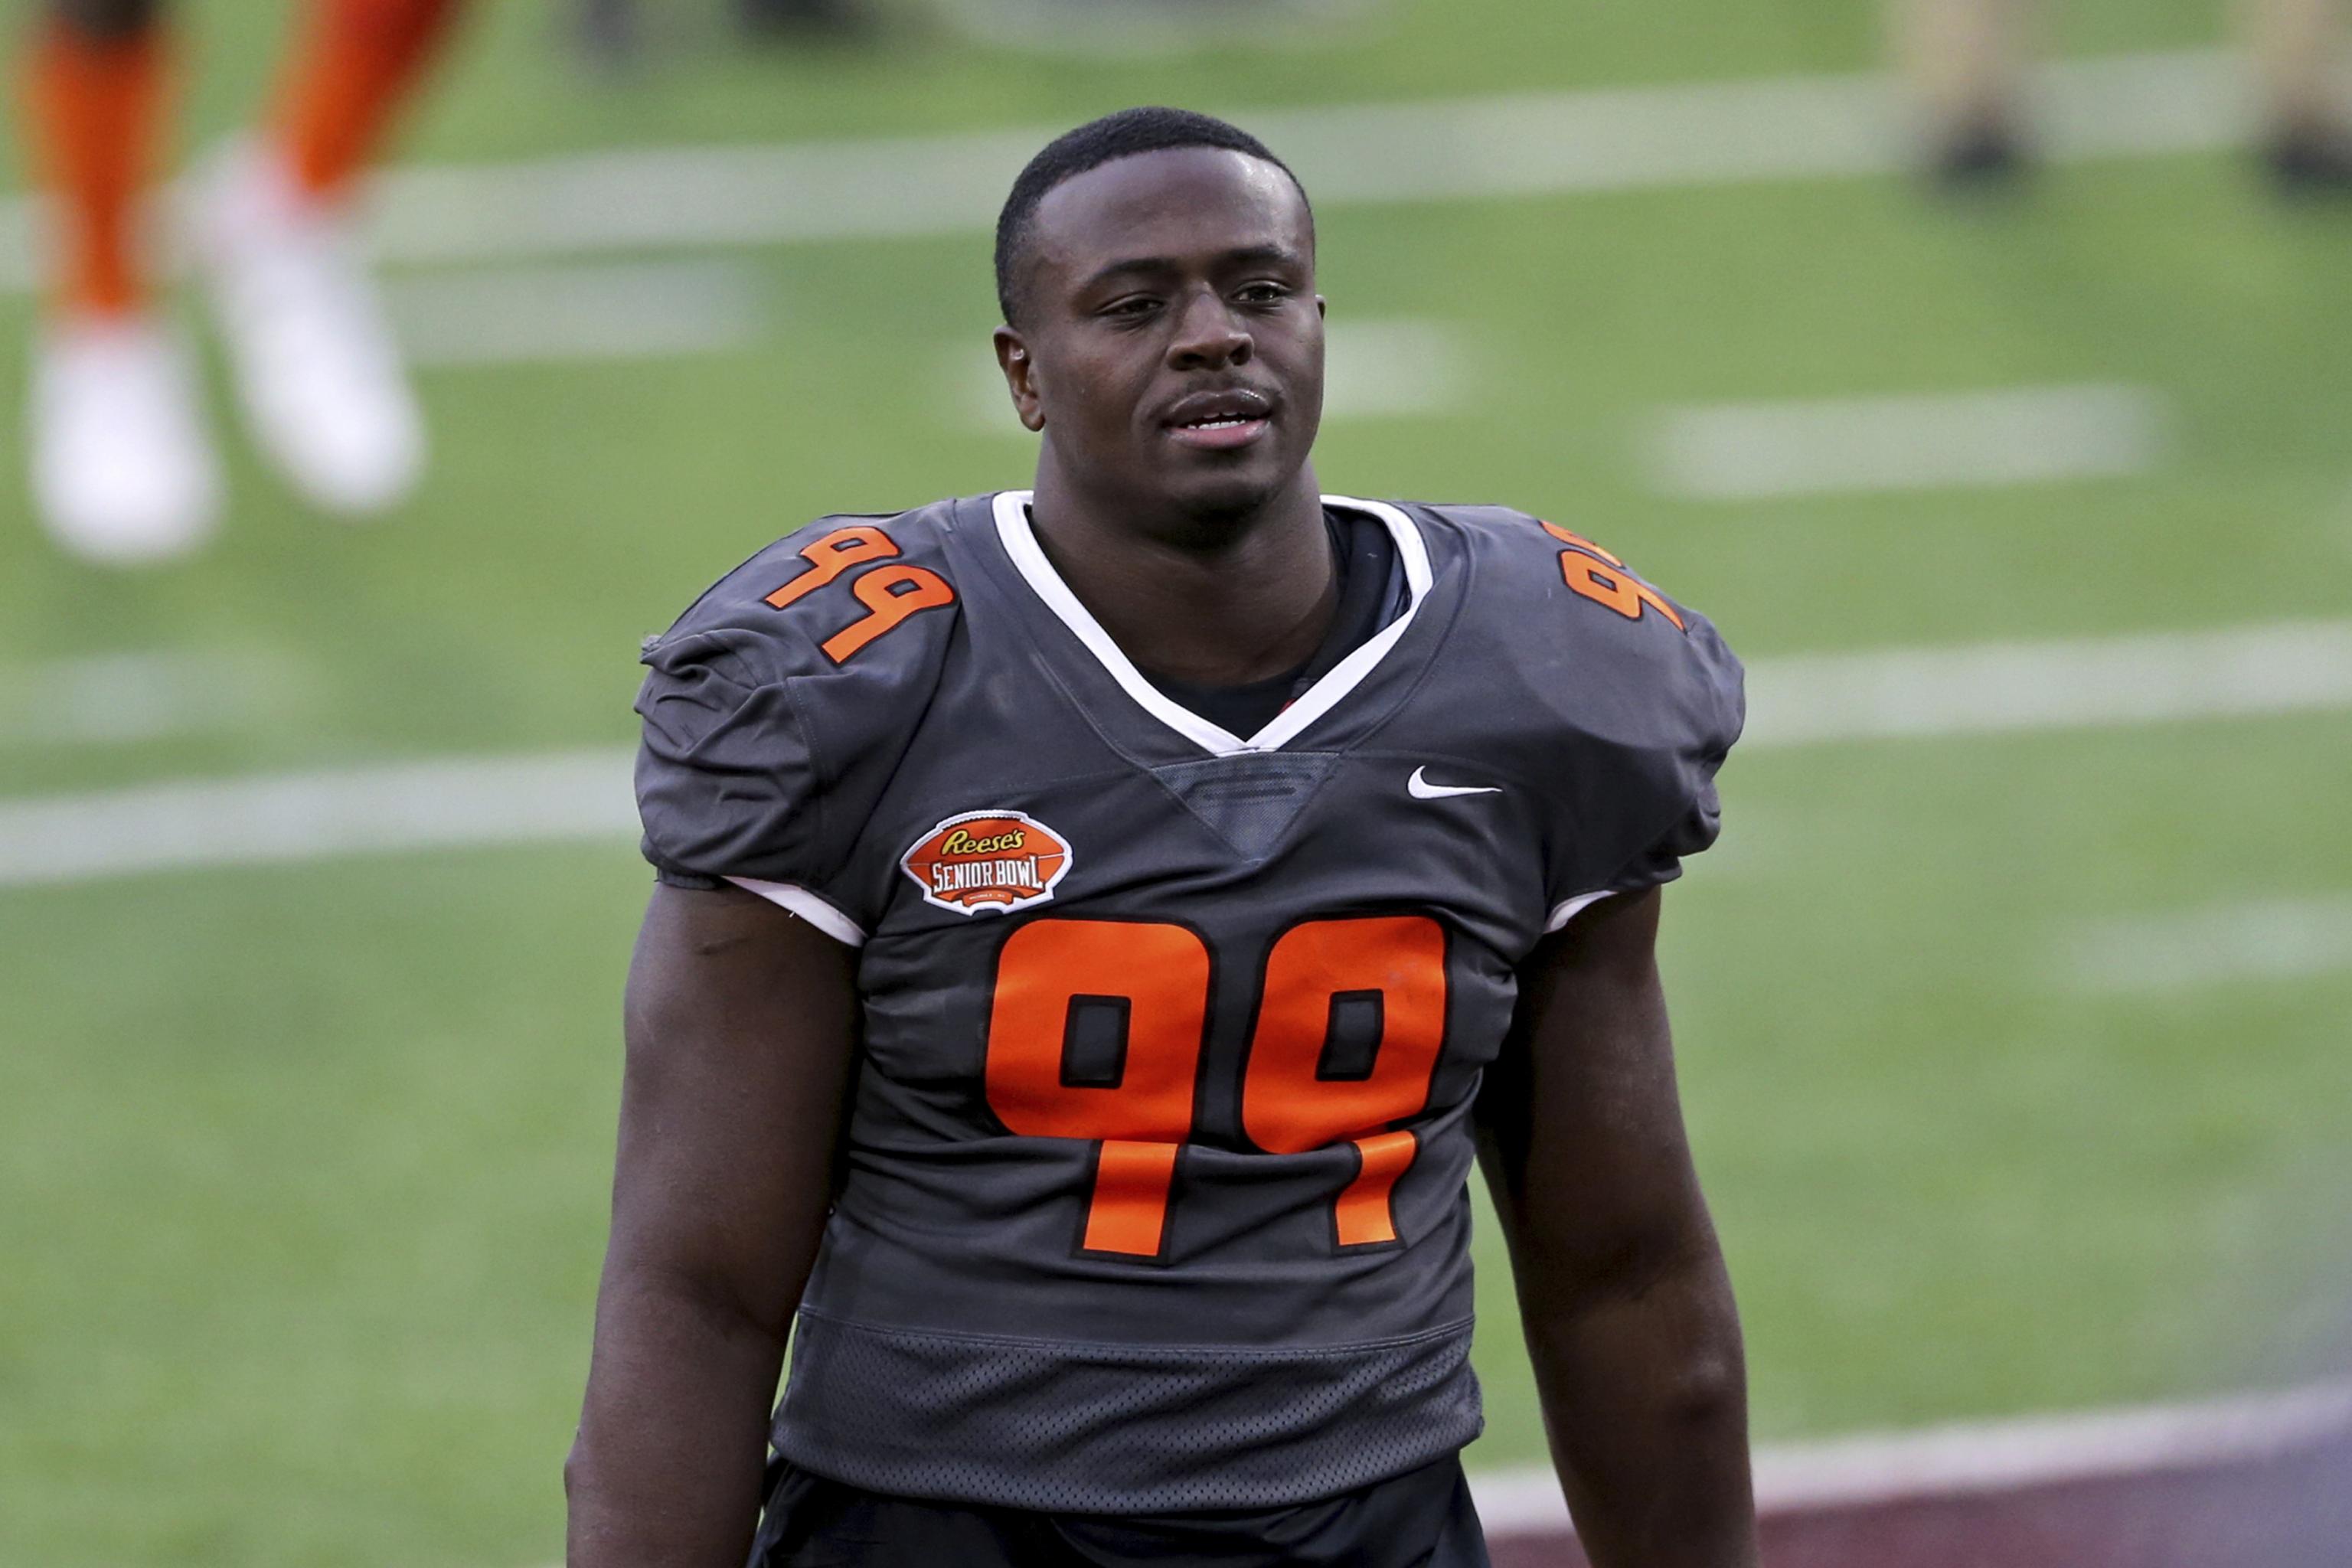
[985,916,1449,1259]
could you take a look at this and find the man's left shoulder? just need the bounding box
[1403,499,1737,697]
[1394,499,1746,900]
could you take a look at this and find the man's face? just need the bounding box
[996,147,1325,523]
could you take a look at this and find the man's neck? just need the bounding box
[1026,460,1335,688]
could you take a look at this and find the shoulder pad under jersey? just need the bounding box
[1423,501,1744,912]
[633,500,962,897]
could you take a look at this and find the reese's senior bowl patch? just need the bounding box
[901,810,1072,916]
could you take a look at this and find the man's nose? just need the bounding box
[1168,288,1252,369]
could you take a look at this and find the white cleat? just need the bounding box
[190,139,424,516]
[28,315,222,567]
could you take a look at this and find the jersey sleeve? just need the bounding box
[635,617,823,887]
[1542,573,1743,929]
[1573,606,1742,911]
[1435,505,1744,929]
[633,520,956,942]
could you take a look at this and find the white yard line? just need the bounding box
[1321,319,1468,418]
[1471,1379,2352,1536]
[386,259,765,368]
[936,0,1380,59]
[1743,619,2352,748]
[0,51,2245,291]
[946,318,1466,433]
[0,749,633,888]
[2067,894,2352,992]
[1648,384,2164,499]
[3,619,2347,888]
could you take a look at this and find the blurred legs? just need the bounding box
[24,4,161,315]
[194,0,464,515]
[2241,0,2352,187]
[270,0,462,201]
[2244,0,2344,132]
[20,3,220,561]
[1898,0,2350,191]
[1896,0,2032,182]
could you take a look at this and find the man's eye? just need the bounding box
[1101,297,1159,319]
[1236,283,1289,305]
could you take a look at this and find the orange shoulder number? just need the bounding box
[1538,519,1684,632]
[763,524,956,664]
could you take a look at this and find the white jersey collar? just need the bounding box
[990,488,1435,758]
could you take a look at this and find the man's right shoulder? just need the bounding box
[632,498,974,897]
[648,497,968,680]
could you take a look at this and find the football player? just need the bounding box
[21,0,461,563]
[570,109,1757,1568]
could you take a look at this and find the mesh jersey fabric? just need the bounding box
[748,1451,1491,1567]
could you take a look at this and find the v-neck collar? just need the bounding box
[989,488,1436,757]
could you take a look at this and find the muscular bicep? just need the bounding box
[606,883,861,1336]
[1478,886,1712,1305]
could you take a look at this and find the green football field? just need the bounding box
[5,0,2351,1563]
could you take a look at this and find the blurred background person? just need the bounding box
[573,0,873,73]
[1899,0,2352,188]
[20,0,465,565]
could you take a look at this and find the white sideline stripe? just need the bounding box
[0,651,289,747]
[0,749,634,888]
[5,619,2350,889]
[2068,894,2352,991]
[386,259,764,367]
[0,51,2244,290]
[1470,1379,2352,1537]
[947,318,1465,433]
[1742,620,2352,748]
[1650,384,2163,499]
[934,0,1380,60]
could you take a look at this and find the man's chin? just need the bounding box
[1158,456,1302,524]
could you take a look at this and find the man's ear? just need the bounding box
[993,327,1046,433]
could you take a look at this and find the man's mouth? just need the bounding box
[1163,390,1275,451]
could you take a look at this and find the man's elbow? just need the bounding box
[1521,1227,1746,1391]
[1658,1344,1747,1431]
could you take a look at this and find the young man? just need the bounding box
[21,0,461,564]
[570,109,1756,1568]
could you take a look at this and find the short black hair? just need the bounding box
[993,106,1309,325]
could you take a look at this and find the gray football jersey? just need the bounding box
[635,490,1743,1514]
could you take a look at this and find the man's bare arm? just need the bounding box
[1476,887,1759,1568]
[566,884,861,1567]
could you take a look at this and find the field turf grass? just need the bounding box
[4,1,2351,1563]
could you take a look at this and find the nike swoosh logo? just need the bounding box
[1408,766,1502,800]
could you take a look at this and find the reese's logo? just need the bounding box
[900,810,1072,916]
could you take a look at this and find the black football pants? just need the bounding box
[747,1452,1492,1568]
